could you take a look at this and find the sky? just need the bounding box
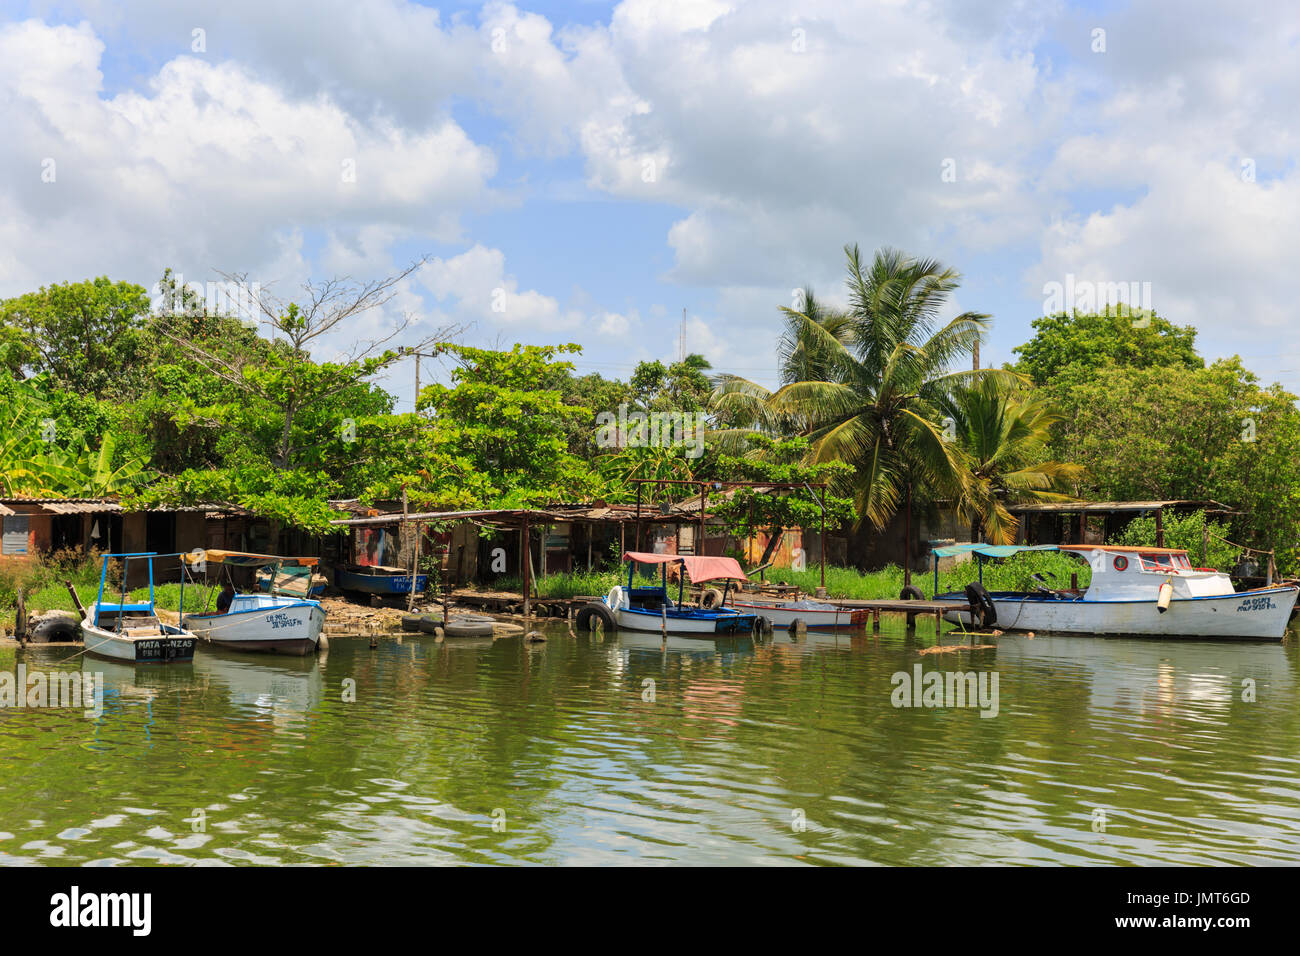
[1,0,1297,409]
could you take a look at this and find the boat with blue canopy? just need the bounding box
[81,552,198,663]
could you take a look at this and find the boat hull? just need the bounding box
[186,599,325,655]
[335,566,427,596]
[81,624,197,663]
[612,606,758,635]
[937,586,1299,640]
[730,601,868,629]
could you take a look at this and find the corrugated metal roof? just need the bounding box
[0,497,251,516]
[1008,499,1230,514]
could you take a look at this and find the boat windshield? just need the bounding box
[1138,552,1192,572]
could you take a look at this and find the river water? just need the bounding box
[2,620,1298,866]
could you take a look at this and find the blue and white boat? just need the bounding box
[931,543,1298,640]
[82,552,198,663]
[578,552,758,635]
[334,563,427,598]
[183,551,326,655]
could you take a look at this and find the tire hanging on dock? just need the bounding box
[899,585,925,601]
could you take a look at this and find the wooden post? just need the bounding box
[1202,522,1209,568]
[521,513,531,619]
[872,608,880,633]
[1155,508,1165,549]
[635,484,643,553]
[699,481,706,557]
[65,580,86,619]
[586,522,592,572]
[15,586,25,644]
[903,482,913,588]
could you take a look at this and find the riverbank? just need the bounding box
[2,552,1093,628]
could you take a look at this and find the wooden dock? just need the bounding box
[826,598,964,632]
[447,589,968,631]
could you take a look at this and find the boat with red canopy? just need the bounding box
[575,551,758,634]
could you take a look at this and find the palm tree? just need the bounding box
[938,377,1084,544]
[712,244,1011,581]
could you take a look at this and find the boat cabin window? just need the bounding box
[1138,552,1189,571]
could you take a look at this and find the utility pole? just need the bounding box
[413,351,421,421]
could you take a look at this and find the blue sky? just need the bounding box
[2,0,1298,407]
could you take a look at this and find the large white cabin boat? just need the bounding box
[933,544,1298,640]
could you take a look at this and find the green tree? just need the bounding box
[630,354,714,412]
[417,343,604,507]
[0,277,153,398]
[1050,358,1300,572]
[937,377,1083,544]
[141,263,455,527]
[708,436,855,566]
[1011,310,1201,387]
[711,245,1003,540]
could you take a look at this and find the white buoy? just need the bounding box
[1157,580,1173,613]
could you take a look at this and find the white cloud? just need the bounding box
[0,18,495,297]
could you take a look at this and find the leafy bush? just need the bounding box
[0,548,106,613]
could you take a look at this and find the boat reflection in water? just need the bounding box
[192,648,325,728]
[986,631,1295,719]
[84,647,324,730]
[612,627,756,661]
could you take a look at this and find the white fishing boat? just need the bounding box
[81,553,198,663]
[182,551,326,656]
[931,544,1299,640]
[729,597,868,630]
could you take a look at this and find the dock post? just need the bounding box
[872,608,880,633]
[521,512,531,619]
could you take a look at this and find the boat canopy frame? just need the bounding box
[92,551,189,631]
[622,551,749,612]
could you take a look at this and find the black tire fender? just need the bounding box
[899,585,925,601]
[700,587,724,609]
[964,582,997,628]
[29,614,79,643]
[575,602,616,631]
